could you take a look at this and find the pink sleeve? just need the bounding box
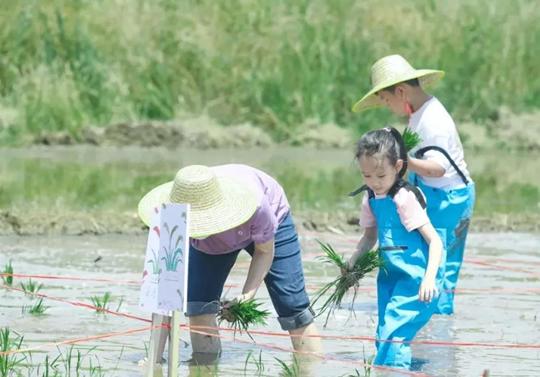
[393,188,429,232]
[250,198,277,244]
[359,193,376,229]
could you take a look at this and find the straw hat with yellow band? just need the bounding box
[352,55,445,113]
[138,165,258,239]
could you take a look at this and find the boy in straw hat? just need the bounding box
[352,55,475,315]
[138,164,321,361]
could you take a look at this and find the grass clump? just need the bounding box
[22,298,49,316]
[243,350,265,377]
[1,261,13,287]
[218,299,270,336]
[275,355,301,377]
[90,292,111,313]
[402,128,422,151]
[311,240,381,326]
[20,279,44,295]
[0,328,25,377]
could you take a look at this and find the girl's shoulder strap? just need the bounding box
[348,184,375,199]
[387,179,426,209]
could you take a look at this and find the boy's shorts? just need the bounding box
[185,211,314,331]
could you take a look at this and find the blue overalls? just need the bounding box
[368,182,446,368]
[410,146,475,315]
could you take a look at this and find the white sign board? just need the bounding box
[139,203,189,314]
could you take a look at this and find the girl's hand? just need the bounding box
[419,277,438,302]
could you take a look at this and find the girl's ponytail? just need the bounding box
[386,127,408,178]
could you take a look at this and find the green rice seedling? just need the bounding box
[218,299,270,337]
[402,128,422,151]
[0,327,25,377]
[20,279,44,295]
[1,261,13,286]
[275,355,300,377]
[311,240,382,326]
[22,298,49,316]
[37,354,63,377]
[361,344,374,377]
[115,296,124,312]
[49,346,105,377]
[244,350,265,376]
[90,292,111,313]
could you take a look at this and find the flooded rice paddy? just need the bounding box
[1,146,539,376]
[1,231,539,376]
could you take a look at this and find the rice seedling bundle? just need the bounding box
[218,298,270,336]
[402,128,422,151]
[311,240,382,326]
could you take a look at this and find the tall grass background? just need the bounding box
[0,0,539,144]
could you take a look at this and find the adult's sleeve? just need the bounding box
[250,198,278,244]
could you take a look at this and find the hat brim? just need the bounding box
[137,177,258,239]
[351,69,445,113]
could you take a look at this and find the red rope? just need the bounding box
[0,284,151,323]
[0,273,141,285]
[302,235,540,277]
[0,324,162,356]
[3,273,539,295]
[186,326,432,377]
[464,257,539,277]
[0,273,239,289]
[3,281,540,351]
[186,325,540,350]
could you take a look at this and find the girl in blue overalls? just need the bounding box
[346,127,446,369]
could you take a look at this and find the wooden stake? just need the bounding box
[146,313,165,377]
[168,311,181,376]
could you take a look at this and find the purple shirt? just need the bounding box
[191,164,290,255]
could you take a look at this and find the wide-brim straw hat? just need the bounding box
[352,54,445,113]
[137,165,258,238]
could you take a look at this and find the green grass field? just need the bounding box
[0,0,539,144]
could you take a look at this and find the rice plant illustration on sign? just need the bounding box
[161,222,184,272]
[140,203,189,314]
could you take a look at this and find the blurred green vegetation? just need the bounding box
[1,154,538,217]
[0,0,539,144]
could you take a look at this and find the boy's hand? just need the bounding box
[419,277,438,302]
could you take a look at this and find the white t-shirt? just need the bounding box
[359,188,429,232]
[409,97,471,189]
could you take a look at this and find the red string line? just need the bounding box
[301,235,540,277]
[186,326,432,377]
[0,273,238,289]
[0,273,140,285]
[0,284,151,323]
[0,324,162,356]
[186,325,540,350]
[3,273,539,295]
[4,283,539,351]
[463,258,539,277]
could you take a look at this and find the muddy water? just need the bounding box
[1,232,539,376]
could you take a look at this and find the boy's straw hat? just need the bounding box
[352,55,445,113]
[137,165,258,238]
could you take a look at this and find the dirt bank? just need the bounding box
[1,209,537,237]
[32,109,540,151]
[34,117,353,149]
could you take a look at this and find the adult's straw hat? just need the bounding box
[352,54,445,113]
[137,165,258,238]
